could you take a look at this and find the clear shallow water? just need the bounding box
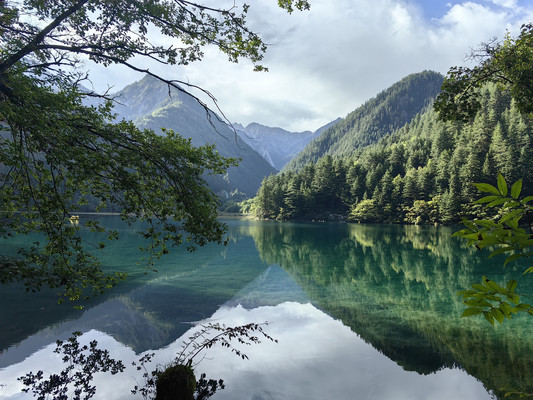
[0,218,532,399]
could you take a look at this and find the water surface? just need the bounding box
[0,218,532,399]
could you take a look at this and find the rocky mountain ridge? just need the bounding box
[234,119,341,170]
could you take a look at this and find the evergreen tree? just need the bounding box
[250,77,532,224]
[285,176,303,219]
[312,155,335,211]
[490,123,513,180]
[402,168,419,203]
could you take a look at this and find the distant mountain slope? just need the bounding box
[112,75,277,197]
[251,82,533,223]
[234,119,341,170]
[284,71,444,171]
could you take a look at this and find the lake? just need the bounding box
[0,218,532,399]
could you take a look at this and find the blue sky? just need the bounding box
[416,0,529,20]
[417,0,454,19]
[87,0,533,132]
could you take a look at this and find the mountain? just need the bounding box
[251,80,533,223]
[284,71,444,171]
[234,119,341,171]
[111,75,277,198]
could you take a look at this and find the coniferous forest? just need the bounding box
[246,75,533,224]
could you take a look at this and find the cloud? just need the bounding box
[86,0,533,132]
[0,303,493,400]
[485,0,517,8]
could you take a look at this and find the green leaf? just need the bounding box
[522,196,533,204]
[512,303,531,312]
[461,307,484,317]
[477,236,502,249]
[465,299,492,308]
[475,220,497,228]
[503,253,526,266]
[506,279,518,292]
[473,183,500,195]
[505,217,520,230]
[485,279,506,294]
[464,232,484,241]
[497,173,508,196]
[523,266,533,274]
[500,302,512,316]
[510,179,522,199]
[475,195,500,204]
[503,200,521,208]
[472,283,489,292]
[518,239,533,248]
[487,198,509,207]
[483,311,495,325]
[506,293,520,305]
[499,208,524,224]
[504,218,519,230]
[462,219,479,231]
[452,229,471,238]
[488,246,516,258]
[491,307,505,323]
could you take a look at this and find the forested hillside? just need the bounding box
[248,83,532,223]
[284,71,444,171]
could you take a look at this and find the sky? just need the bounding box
[87,0,533,132]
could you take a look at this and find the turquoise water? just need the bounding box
[0,218,532,399]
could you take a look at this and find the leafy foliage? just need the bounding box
[454,174,533,325]
[18,332,126,400]
[176,322,278,367]
[193,373,224,400]
[0,0,308,82]
[0,74,237,303]
[435,23,533,122]
[20,323,277,400]
[132,322,277,400]
[132,357,224,400]
[278,0,311,13]
[435,24,533,398]
[349,199,379,223]
[0,0,308,303]
[154,365,196,400]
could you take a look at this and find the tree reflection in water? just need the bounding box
[0,219,532,399]
[242,221,533,399]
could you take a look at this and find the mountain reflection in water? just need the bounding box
[0,218,532,399]
[0,302,491,400]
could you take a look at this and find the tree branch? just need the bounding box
[0,0,90,74]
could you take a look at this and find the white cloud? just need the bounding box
[485,0,518,8]
[0,303,494,400]
[86,0,533,132]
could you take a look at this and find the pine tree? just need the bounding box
[402,168,419,203]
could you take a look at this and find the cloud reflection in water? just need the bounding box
[0,302,492,400]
